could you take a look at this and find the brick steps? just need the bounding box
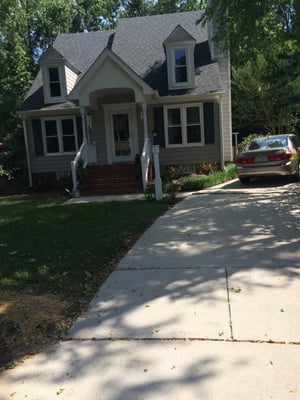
[81,164,143,195]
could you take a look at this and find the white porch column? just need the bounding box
[141,102,149,139]
[22,117,32,187]
[80,107,88,162]
[218,96,225,170]
[152,145,163,201]
[80,107,88,141]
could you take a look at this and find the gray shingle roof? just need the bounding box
[20,11,224,112]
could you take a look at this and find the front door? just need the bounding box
[111,112,134,162]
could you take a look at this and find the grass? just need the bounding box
[0,194,170,368]
[179,163,237,192]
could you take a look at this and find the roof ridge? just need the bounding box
[120,9,204,22]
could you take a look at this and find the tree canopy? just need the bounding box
[0,0,299,164]
[200,0,300,135]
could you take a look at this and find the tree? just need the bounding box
[200,0,299,65]
[149,0,205,15]
[232,52,300,135]
[120,0,151,17]
[200,0,300,135]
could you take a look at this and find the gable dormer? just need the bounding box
[39,46,79,104]
[164,25,196,91]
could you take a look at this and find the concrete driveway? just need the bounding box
[1,178,299,399]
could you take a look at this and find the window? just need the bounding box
[45,120,59,153]
[43,117,77,155]
[42,64,66,103]
[165,45,195,90]
[164,25,196,90]
[175,49,188,83]
[48,67,62,97]
[164,105,203,147]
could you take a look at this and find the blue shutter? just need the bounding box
[153,107,165,147]
[76,116,83,147]
[204,103,215,144]
[32,119,44,156]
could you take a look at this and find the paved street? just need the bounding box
[0,178,299,400]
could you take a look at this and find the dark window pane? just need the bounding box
[175,66,187,83]
[175,50,186,66]
[62,119,74,135]
[168,127,182,144]
[50,82,61,97]
[45,120,57,137]
[46,137,59,153]
[167,108,181,125]
[49,67,60,81]
[175,49,187,83]
[61,119,75,152]
[187,126,201,143]
[187,107,200,124]
[63,136,76,152]
[45,120,59,153]
[48,67,61,97]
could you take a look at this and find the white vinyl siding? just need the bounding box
[65,65,78,94]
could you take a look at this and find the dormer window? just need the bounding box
[39,46,77,104]
[48,67,62,97]
[175,49,188,83]
[41,63,67,104]
[164,25,196,90]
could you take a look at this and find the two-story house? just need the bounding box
[20,10,232,195]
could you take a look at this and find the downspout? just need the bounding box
[22,116,32,187]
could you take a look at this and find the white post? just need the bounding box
[218,96,225,170]
[152,145,163,201]
[232,132,239,161]
[22,117,32,187]
[141,102,149,139]
[80,107,88,164]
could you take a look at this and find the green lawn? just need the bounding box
[0,194,170,367]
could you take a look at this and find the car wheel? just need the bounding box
[239,177,250,184]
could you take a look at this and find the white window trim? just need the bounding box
[165,42,195,90]
[42,116,78,156]
[164,104,204,148]
[42,64,67,104]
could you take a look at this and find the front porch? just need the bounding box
[81,163,144,195]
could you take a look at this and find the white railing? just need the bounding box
[71,141,97,196]
[71,142,86,196]
[140,137,152,191]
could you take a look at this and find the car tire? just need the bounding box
[239,177,251,184]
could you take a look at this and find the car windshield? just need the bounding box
[247,137,288,150]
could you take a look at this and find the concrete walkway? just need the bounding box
[1,180,300,399]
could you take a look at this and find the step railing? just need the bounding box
[140,137,152,191]
[71,142,97,196]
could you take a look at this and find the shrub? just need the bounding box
[163,181,179,202]
[160,165,183,183]
[180,164,237,192]
[195,162,219,175]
